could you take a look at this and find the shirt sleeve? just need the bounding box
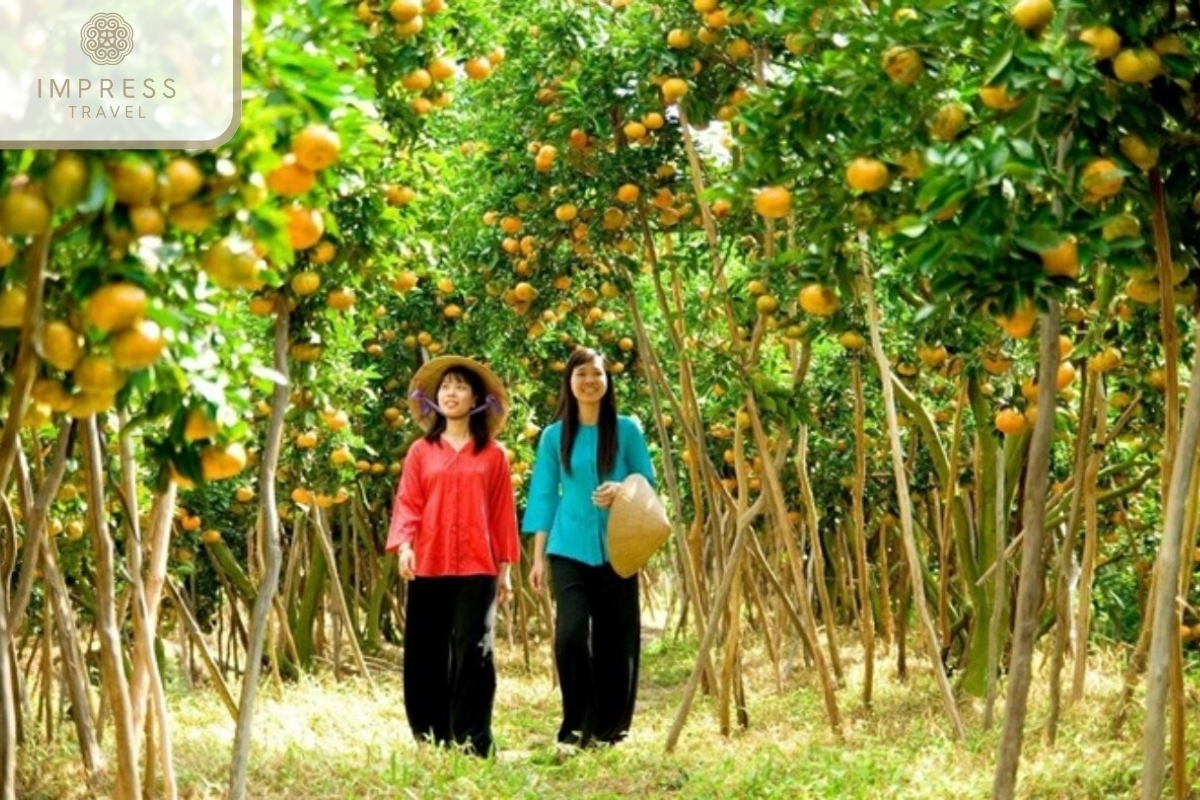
[521,425,561,534]
[488,446,521,565]
[624,416,657,490]
[385,441,425,554]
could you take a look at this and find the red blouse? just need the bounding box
[385,437,520,577]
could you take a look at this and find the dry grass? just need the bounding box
[17,628,1200,799]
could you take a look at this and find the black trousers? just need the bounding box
[403,575,498,756]
[549,556,640,745]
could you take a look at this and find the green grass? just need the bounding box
[17,633,1200,799]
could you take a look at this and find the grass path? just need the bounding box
[19,627,1198,799]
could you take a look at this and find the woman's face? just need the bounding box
[437,371,478,420]
[569,356,608,405]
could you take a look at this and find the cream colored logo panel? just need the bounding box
[0,0,240,148]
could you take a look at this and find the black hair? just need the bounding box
[423,366,491,453]
[552,347,617,476]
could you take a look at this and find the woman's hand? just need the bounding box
[591,480,622,509]
[398,545,416,580]
[498,564,513,605]
[529,556,548,593]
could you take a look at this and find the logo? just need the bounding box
[80,13,135,66]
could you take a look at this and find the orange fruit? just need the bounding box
[388,0,420,22]
[287,206,324,250]
[1012,0,1053,33]
[1087,346,1122,374]
[168,202,215,234]
[881,46,923,86]
[929,103,968,142]
[980,84,1022,111]
[623,121,647,141]
[798,283,839,316]
[110,319,166,369]
[327,287,355,310]
[1040,236,1079,278]
[108,158,158,205]
[129,205,166,238]
[1118,134,1159,172]
[1055,361,1076,390]
[0,286,26,328]
[754,186,792,219]
[394,15,424,37]
[311,240,337,265]
[292,124,341,172]
[401,69,432,92]
[554,203,578,222]
[267,155,316,196]
[1112,49,1162,84]
[845,158,890,192]
[616,184,640,204]
[994,298,1037,338]
[839,331,865,351]
[291,270,321,295]
[0,237,14,267]
[203,237,262,290]
[661,78,689,104]
[73,355,126,394]
[201,443,248,482]
[1081,159,1124,201]
[85,283,147,333]
[667,28,691,49]
[40,321,83,371]
[45,153,91,209]
[0,190,51,235]
[160,157,205,205]
[643,112,665,130]
[428,56,456,81]
[1079,26,1121,60]
[994,408,1026,435]
[464,57,492,80]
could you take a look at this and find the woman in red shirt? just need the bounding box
[386,355,519,757]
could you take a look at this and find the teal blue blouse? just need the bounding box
[521,415,656,566]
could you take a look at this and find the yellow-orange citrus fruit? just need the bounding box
[845,158,890,192]
[754,186,792,219]
[85,283,147,333]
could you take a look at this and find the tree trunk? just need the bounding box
[850,361,875,707]
[993,301,1061,800]
[860,260,964,740]
[228,305,290,800]
[82,416,142,800]
[1140,322,1200,800]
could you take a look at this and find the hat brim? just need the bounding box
[606,473,670,578]
[407,356,509,434]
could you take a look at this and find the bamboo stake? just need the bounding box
[993,301,1062,800]
[1140,322,1200,800]
[81,416,141,800]
[850,361,875,707]
[1071,379,1107,704]
[1046,369,1095,743]
[859,258,964,741]
[228,303,289,800]
[664,496,765,753]
[311,508,372,683]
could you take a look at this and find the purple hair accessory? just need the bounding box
[409,388,443,416]
[469,394,505,416]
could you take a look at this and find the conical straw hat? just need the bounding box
[606,473,670,578]
[407,355,509,434]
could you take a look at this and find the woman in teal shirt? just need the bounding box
[523,346,655,748]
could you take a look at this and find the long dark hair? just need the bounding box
[552,347,618,476]
[423,366,491,453]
